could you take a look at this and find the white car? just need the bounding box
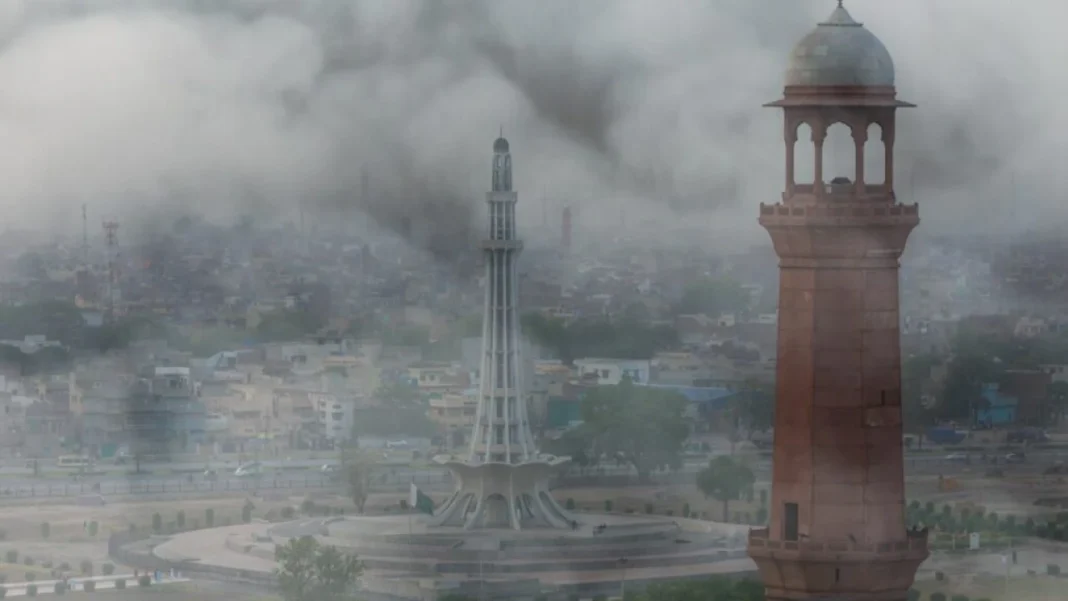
[385,440,410,449]
[234,462,264,477]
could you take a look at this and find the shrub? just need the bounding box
[87,521,98,537]
[58,562,70,571]
[604,500,613,512]
[24,572,35,582]
[138,575,151,587]
[907,591,921,601]
[682,503,691,518]
[26,584,36,597]
[102,563,114,576]
[39,523,48,539]
[930,593,946,601]
[756,507,768,524]
[759,489,768,505]
[205,508,215,527]
[22,557,32,566]
[645,503,654,514]
[242,500,255,523]
[83,581,95,593]
[40,561,51,569]
[176,510,186,530]
[152,513,162,533]
[80,560,92,575]
[281,506,295,519]
[1048,564,1061,575]
[53,582,66,595]
[950,595,970,601]
[115,579,126,590]
[935,571,945,581]
[565,498,575,510]
[5,550,16,563]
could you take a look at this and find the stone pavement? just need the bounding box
[152,524,275,573]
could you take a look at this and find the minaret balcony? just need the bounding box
[482,239,523,251]
[747,526,929,560]
[759,201,918,227]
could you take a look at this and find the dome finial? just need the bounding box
[838,0,843,7]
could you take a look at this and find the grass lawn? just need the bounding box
[914,574,1063,601]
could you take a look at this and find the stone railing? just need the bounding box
[747,527,928,554]
[759,202,918,220]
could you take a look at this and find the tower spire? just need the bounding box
[430,136,572,531]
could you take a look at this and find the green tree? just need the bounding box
[374,381,422,406]
[675,277,751,318]
[1050,381,1068,424]
[521,313,678,363]
[940,343,1002,424]
[341,449,372,514]
[696,456,756,522]
[903,354,939,437]
[581,380,689,482]
[541,425,595,474]
[638,577,764,601]
[276,536,363,601]
[740,379,775,435]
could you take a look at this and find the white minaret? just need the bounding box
[431,134,571,530]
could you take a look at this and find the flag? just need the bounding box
[409,482,435,515]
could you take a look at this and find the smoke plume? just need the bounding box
[0,0,1061,253]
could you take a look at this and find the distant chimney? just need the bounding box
[562,206,572,252]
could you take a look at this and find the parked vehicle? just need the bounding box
[1007,428,1049,444]
[927,427,968,445]
[1005,452,1027,464]
[56,455,94,470]
[234,462,264,478]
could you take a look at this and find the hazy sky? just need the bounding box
[0,0,1064,251]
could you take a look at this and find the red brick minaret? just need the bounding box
[747,4,929,600]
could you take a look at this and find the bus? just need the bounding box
[56,455,94,470]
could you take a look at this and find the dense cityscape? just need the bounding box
[0,2,1064,601]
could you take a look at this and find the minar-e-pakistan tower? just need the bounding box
[747,3,928,600]
[431,134,572,530]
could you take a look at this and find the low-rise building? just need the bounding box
[573,358,650,386]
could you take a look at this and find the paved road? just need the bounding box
[2,450,1062,503]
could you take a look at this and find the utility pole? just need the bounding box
[102,220,120,323]
[81,204,88,266]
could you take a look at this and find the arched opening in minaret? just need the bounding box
[793,122,815,185]
[824,123,855,186]
[864,122,886,186]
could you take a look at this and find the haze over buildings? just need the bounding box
[0,1,1059,252]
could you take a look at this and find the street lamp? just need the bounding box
[617,557,629,600]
